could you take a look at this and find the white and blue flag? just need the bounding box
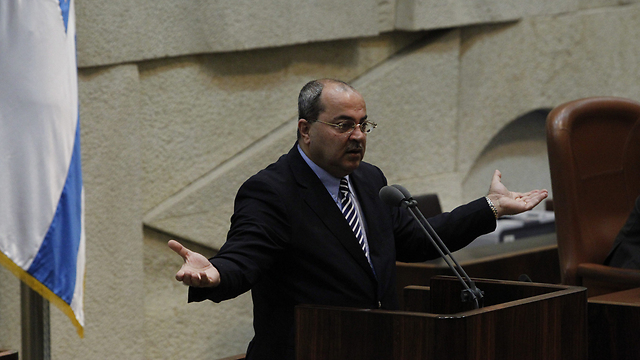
[0,0,85,337]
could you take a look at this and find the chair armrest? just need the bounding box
[577,263,640,285]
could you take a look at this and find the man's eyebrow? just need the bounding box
[332,115,368,122]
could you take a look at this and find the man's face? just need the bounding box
[299,83,368,178]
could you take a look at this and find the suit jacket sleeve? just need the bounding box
[395,197,496,262]
[189,172,291,303]
[355,163,495,263]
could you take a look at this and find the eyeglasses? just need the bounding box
[315,120,378,134]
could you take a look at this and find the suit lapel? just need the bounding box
[288,145,377,280]
[349,167,384,277]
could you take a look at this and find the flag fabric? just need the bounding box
[0,0,85,337]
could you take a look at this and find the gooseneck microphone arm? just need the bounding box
[392,184,483,306]
[379,185,484,309]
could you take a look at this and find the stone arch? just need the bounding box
[461,108,553,206]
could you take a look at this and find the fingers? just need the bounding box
[488,169,549,216]
[169,240,198,283]
[168,240,220,287]
[179,270,207,286]
[511,189,549,211]
[491,188,549,217]
[488,170,508,197]
[490,169,502,188]
[168,239,190,260]
[520,189,549,205]
[179,269,217,287]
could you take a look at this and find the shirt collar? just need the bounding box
[297,144,347,202]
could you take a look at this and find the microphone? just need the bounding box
[379,185,408,208]
[379,185,484,309]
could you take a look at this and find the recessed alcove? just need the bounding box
[462,109,553,208]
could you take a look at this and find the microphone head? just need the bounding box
[379,185,407,208]
[391,184,412,199]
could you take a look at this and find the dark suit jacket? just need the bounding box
[189,144,496,359]
[604,196,640,269]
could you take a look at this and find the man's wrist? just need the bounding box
[485,196,499,219]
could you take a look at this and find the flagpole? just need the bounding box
[21,283,50,360]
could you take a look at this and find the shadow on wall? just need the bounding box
[462,109,553,206]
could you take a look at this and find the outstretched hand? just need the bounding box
[168,240,220,287]
[486,170,548,218]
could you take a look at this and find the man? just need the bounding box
[168,79,548,359]
[604,195,640,269]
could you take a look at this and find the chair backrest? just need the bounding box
[413,193,442,219]
[546,97,640,285]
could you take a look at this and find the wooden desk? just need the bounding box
[396,234,560,307]
[588,287,640,360]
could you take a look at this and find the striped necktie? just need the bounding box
[339,177,369,258]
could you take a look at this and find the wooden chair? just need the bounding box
[546,96,640,297]
[413,193,442,218]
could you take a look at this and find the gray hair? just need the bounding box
[297,79,355,140]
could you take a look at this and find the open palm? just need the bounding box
[168,240,220,287]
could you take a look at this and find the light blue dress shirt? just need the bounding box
[297,145,372,266]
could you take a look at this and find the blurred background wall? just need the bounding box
[2,0,640,359]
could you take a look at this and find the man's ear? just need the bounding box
[298,119,311,143]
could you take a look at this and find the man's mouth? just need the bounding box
[346,144,364,154]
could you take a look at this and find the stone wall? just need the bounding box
[1,1,640,359]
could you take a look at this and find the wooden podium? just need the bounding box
[295,276,587,360]
[588,287,640,360]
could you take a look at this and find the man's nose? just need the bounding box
[349,124,366,140]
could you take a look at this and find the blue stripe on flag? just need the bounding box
[59,0,70,33]
[27,116,83,304]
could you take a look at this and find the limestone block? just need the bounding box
[378,0,398,32]
[579,0,640,10]
[0,267,20,353]
[395,0,577,31]
[362,30,461,184]
[457,4,640,175]
[49,64,145,359]
[76,0,380,67]
[138,54,301,214]
[144,229,253,359]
